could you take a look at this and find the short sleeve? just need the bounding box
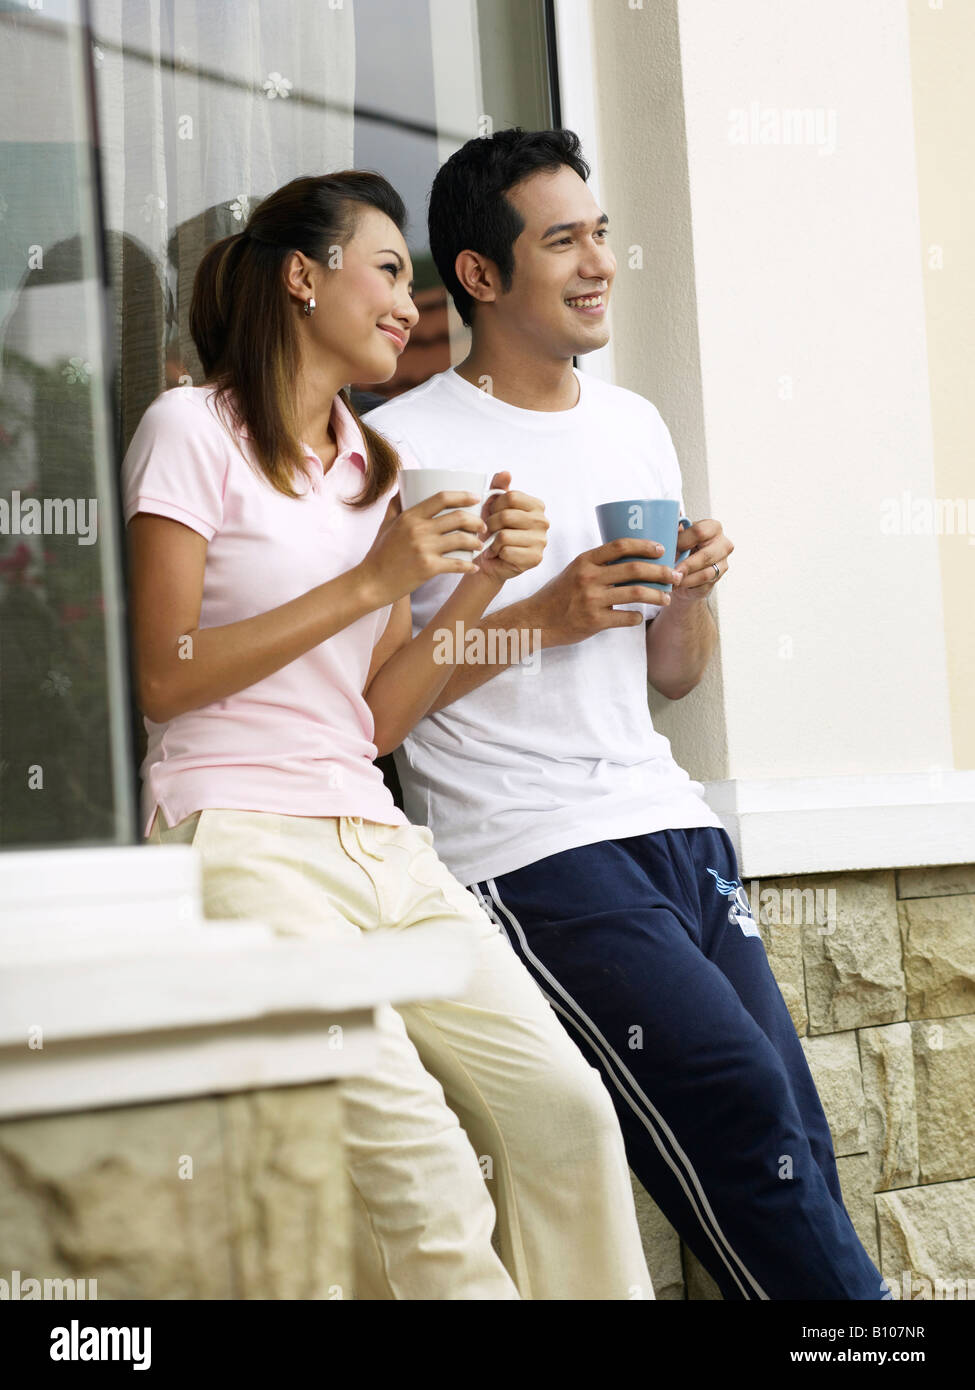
[121,388,229,540]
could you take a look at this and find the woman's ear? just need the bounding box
[283,250,314,303]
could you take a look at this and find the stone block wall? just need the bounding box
[0,1082,350,1299]
[633,864,975,1299]
[2,865,970,1302]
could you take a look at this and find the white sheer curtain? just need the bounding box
[89,0,357,447]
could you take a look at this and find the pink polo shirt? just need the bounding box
[121,384,409,838]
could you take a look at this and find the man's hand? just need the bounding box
[643,517,730,699]
[475,470,549,584]
[670,518,734,601]
[524,537,678,647]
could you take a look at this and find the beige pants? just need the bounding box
[149,806,653,1300]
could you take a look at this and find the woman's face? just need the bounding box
[302,207,419,385]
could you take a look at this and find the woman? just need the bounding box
[122,172,651,1300]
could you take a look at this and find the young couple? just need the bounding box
[123,127,886,1300]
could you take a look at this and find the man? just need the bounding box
[366,128,886,1300]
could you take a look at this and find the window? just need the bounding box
[352,0,554,403]
[0,0,135,847]
[0,0,555,848]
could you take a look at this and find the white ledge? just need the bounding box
[0,922,478,1045]
[0,843,478,1120]
[706,772,975,878]
[0,840,202,930]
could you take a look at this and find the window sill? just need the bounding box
[0,843,477,1120]
[705,771,975,878]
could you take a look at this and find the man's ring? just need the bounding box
[712,561,721,580]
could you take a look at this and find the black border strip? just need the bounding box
[543,0,563,128]
[79,0,140,844]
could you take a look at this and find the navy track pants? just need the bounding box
[470,826,887,1301]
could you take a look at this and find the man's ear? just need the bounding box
[455,249,497,310]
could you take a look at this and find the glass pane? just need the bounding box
[0,0,136,848]
[477,0,552,134]
[88,0,358,449]
[83,0,553,438]
[352,0,553,405]
[86,0,362,811]
[0,2,553,848]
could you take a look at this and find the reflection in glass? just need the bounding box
[0,0,555,842]
[0,0,135,848]
[352,0,554,401]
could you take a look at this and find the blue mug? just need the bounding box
[595,499,692,592]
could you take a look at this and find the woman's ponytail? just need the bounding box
[189,232,248,379]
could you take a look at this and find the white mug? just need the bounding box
[398,468,506,561]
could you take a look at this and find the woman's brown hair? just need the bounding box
[189,172,405,506]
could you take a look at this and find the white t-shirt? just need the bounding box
[365,366,724,885]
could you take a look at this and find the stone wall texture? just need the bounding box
[2,866,970,1301]
[632,865,975,1299]
[0,1082,350,1300]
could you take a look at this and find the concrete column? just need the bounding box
[587,0,973,873]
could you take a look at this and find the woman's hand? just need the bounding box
[356,489,487,607]
[474,470,549,584]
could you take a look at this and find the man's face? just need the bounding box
[487,164,616,358]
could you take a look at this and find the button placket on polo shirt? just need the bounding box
[314,451,368,539]
[305,447,346,529]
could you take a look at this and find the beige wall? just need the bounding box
[587,0,729,782]
[907,0,975,772]
[587,0,960,805]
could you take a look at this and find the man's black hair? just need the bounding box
[428,127,591,328]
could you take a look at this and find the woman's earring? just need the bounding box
[303,297,316,316]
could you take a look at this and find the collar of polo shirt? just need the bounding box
[304,391,366,473]
[213,386,365,473]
